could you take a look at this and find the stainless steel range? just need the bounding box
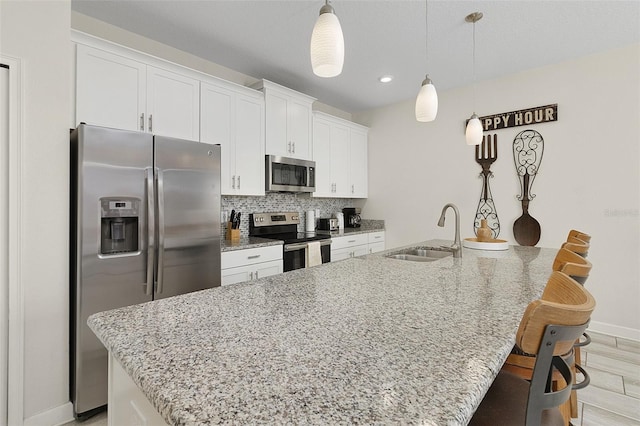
[249,212,331,271]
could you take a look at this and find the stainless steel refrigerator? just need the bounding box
[70,124,221,419]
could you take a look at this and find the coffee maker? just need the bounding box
[343,207,361,228]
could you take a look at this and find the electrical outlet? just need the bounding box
[221,210,228,223]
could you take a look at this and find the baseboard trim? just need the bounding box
[24,401,73,426]
[589,320,640,342]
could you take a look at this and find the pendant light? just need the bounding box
[465,12,483,146]
[310,0,344,78]
[415,0,438,122]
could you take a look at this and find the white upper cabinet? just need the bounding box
[252,80,315,161]
[349,127,368,198]
[312,112,369,198]
[76,43,200,141]
[76,44,145,132]
[146,66,200,140]
[200,80,265,196]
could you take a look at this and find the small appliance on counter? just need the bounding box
[318,218,339,231]
[334,212,344,230]
[343,207,362,228]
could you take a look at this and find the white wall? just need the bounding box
[0,0,73,422]
[354,44,640,339]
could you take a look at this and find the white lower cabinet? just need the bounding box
[368,231,386,254]
[221,245,283,286]
[330,231,386,261]
[330,234,369,262]
[109,353,168,426]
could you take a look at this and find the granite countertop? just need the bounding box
[222,220,385,251]
[221,236,282,252]
[89,241,555,425]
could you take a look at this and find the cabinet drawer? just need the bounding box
[368,231,385,244]
[330,234,369,250]
[221,245,282,269]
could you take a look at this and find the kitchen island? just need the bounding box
[89,241,555,425]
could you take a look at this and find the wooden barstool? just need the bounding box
[470,271,596,426]
[567,229,591,243]
[503,248,592,425]
[562,236,590,258]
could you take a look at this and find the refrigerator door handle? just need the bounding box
[156,167,165,294]
[145,167,155,296]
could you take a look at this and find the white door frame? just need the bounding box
[0,54,25,426]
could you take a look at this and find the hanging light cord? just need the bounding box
[425,0,428,69]
[472,17,476,113]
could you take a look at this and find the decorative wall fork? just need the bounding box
[474,134,500,239]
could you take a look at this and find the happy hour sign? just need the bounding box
[478,104,558,131]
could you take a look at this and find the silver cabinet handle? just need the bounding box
[348,240,356,243]
[145,167,155,295]
[292,142,295,153]
[237,175,241,189]
[156,167,165,294]
[232,175,236,189]
[247,255,261,259]
[148,114,153,132]
[140,113,145,131]
[255,271,259,279]
[250,272,254,280]
[352,184,354,193]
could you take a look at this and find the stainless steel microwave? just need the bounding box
[265,155,316,193]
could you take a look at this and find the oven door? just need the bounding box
[283,240,331,272]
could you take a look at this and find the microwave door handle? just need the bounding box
[145,168,155,296]
[156,167,165,295]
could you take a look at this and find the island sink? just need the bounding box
[386,246,453,262]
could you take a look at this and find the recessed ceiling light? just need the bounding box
[379,75,393,83]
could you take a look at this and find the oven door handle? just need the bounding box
[284,242,308,252]
[283,240,332,252]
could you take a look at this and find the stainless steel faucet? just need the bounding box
[437,203,462,258]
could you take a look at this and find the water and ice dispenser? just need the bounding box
[100,198,140,255]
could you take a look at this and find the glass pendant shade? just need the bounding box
[310,4,344,78]
[465,113,483,145]
[415,75,438,122]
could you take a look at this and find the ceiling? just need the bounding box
[71,0,640,114]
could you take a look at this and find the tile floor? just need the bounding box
[63,331,640,426]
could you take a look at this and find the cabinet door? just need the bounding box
[288,99,312,160]
[221,266,253,286]
[331,123,350,197]
[368,242,386,254]
[76,44,146,131]
[312,117,333,197]
[352,244,369,258]
[331,247,353,262]
[200,82,234,194]
[349,129,368,198]
[235,93,265,196]
[146,66,200,141]
[265,92,289,157]
[254,260,283,280]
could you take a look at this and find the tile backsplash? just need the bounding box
[222,193,359,236]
